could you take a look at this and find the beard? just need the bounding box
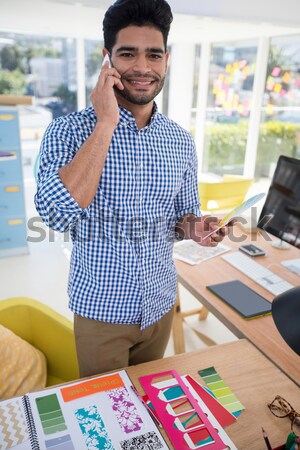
[114,73,166,105]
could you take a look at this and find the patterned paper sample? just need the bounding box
[106,386,144,433]
[75,405,114,450]
[0,398,29,449]
[120,431,164,450]
[45,434,75,449]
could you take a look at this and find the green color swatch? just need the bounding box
[198,367,244,415]
[35,394,67,435]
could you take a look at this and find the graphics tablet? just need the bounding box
[207,280,272,319]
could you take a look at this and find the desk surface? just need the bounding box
[127,339,300,450]
[175,230,300,386]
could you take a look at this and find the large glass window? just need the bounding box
[190,44,201,137]
[85,39,103,106]
[0,33,77,117]
[202,40,258,176]
[161,46,171,116]
[0,32,77,217]
[255,35,300,180]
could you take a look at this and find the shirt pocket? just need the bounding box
[145,145,186,206]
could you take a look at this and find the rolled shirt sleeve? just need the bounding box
[34,118,90,232]
[174,139,201,222]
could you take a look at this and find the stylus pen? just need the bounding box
[130,385,163,429]
[262,427,272,450]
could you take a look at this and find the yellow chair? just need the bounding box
[198,175,253,212]
[0,297,79,386]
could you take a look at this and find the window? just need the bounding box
[0,33,77,117]
[0,32,77,217]
[202,40,258,176]
[85,39,103,107]
[190,44,201,137]
[255,35,300,180]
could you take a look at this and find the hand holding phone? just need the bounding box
[90,53,123,127]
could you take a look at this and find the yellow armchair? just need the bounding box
[198,175,253,212]
[0,297,79,386]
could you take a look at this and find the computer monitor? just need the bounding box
[258,155,300,249]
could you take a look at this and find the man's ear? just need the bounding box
[102,48,110,57]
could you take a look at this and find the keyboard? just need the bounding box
[221,252,294,296]
[281,258,300,275]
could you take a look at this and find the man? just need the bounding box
[35,0,227,377]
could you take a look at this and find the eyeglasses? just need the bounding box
[268,395,300,436]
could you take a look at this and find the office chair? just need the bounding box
[272,287,300,356]
[0,297,79,385]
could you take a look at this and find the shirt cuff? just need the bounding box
[175,206,201,223]
[40,171,90,221]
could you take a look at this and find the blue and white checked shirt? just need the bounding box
[35,104,200,329]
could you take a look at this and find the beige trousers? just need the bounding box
[74,307,174,378]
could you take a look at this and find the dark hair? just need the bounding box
[103,0,173,53]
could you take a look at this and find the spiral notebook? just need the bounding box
[0,370,168,450]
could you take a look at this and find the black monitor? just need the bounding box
[258,155,300,249]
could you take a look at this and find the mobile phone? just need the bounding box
[239,244,266,257]
[102,54,112,68]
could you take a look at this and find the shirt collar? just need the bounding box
[90,102,163,130]
[118,102,162,130]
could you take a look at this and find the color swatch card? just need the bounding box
[203,192,265,240]
[139,370,238,450]
[0,370,168,450]
[198,367,244,415]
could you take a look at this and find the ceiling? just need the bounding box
[45,0,300,27]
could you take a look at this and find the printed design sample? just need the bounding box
[198,367,244,414]
[35,393,67,435]
[120,431,164,450]
[0,398,29,449]
[45,434,75,449]
[75,405,114,450]
[107,386,144,433]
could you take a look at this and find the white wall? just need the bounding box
[1,0,300,43]
[0,0,104,39]
[169,0,300,27]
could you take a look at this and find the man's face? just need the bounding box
[109,25,169,106]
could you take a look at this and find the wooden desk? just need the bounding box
[128,339,300,450]
[175,231,300,386]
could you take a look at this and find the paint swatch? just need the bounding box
[203,192,265,240]
[198,367,244,415]
[45,434,75,449]
[35,393,67,435]
[75,405,114,450]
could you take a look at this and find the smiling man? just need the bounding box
[35,0,227,378]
